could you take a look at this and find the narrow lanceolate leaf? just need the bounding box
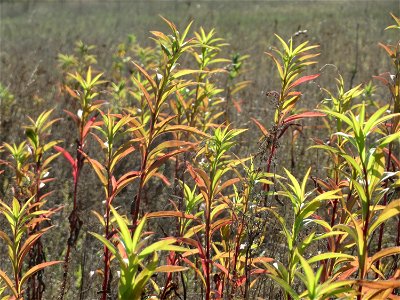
[132,61,156,91]
[110,206,134,253]
[251,118,269,137]
[53,146,75,168]
[155,265,189,272]
[173,69,205,79]
[369,247,400,266]
[307,252,355,264]
[20,261,63,287]
[161,124,210,138]
[89,232,121,262]
[84,156,107,186]
[297,253,315,295]
[358,279,400,289]
[287,74,320,91]
[265,52,284,79]
[283,112,326,124]
[146,211,199,221]
[144,148,190,184]
[138,239,176,259]
[131,76,154,114]
[0,269,17,297]
[267,274,300,300]
[368,200,400,235]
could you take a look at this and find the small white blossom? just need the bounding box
[39,182,45,189]
[273,262,278,269]
[123,258,129,265]
[89,270,95,277]
[104,141,109,148]
[42,172,49,178]
[156,73,163,82]
[26,145,33,155]
[77,109,83,119]
[239,243,247,250]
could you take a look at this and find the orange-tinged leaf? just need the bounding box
[84,156,107,186]
[251,118,269,137]
[63,109,79,125]
[64,85,78,98]
[0,269,17,297]
[369,246,400,267]
[132,61,156,90]
[155,265,189,272]
[358,279,400,289]
[287,73,320,91]
[181,257,206,286]
[132,76,154,114]
[20,261,63,287]
[82,114,98,140]
[145,148,189,178]
[379,42,394,57]
[18,227,53,268]
[215,178,240,195]
[153,172,171,186]
[113,171,140,197]
[147,210,199,221]
[162,125,210,138]
[283,112,326,124]
[265,52,284,79]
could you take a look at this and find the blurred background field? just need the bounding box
[1,1,398,131]
[0,1,399,299]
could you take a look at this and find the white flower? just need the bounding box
[156,73,163,82]
[39,182,45,189]
[42,171,49,178]
[123,258,129,265]
[273,262,278,269]
[104,141,109,148]
[77,109,83,119]
[26,145,33,155]
[89,270,95,277]
[239,243,247,250]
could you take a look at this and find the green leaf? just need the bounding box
[110,206,134,253]
[89,232,121,263]
[307,252,355,264]
[368,200,400,235]
[267,274,299,300]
